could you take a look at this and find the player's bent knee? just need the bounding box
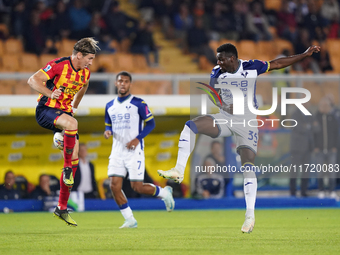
[63,116,78,130]
[110,181,121,192]
[192,116,219,138]
[67,118,78,130]
[57,114,78,130]
[185,120,198,134]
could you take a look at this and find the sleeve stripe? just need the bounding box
[145,116,154,122]
[105,123,112,126]
[265,61,270,72]
[40,69,51,80]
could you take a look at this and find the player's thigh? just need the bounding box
[55,113,78,130]
[234,126,258,163]
[125,150,145,182]
[201,113,233,138]
[35,105,64,132]
[192,115,220,138]
[108,157,127,180]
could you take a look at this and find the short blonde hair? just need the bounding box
[73,37,100,56]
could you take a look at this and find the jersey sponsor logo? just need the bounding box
[59,86,78,96]
[43,65,52,72]
[111,113,130,122]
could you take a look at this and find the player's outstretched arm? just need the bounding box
[28,70,62,99]
[268,45,321,71]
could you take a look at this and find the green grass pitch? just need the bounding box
[0,209,339,255]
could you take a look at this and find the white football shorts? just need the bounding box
[208,112,258,155]
[107,147,145,181]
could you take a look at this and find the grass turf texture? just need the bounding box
[0,209,339,255]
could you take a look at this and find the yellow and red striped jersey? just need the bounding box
[38,57,91,112]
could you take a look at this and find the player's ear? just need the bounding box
[77,52,83,59]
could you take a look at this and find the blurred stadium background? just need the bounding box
[1,0,340,212]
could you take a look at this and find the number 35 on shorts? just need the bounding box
[248,131,258,146]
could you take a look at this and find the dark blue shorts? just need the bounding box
[36,105,79,139]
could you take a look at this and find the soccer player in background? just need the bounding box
[28,38,100,226]
[158,43,320,233]
[104,71,175,228]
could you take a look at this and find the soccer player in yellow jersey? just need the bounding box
[28,38,100,226]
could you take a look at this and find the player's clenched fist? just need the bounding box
[126,138,139,151]
[50,88,63,99]
[104,130,112,139]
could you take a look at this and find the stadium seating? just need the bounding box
[0,39,4,56]
[238,40,257,60]
[13,80,34,95]
[255,81,274,105]
[59,39,77,56]
[265,0,282,11]
[134,54,149,73]
[268,26,278,39]
[273,39,294,56]
[0,80,13,94]
[4,38,23,55]
[219,39,238,49]
[131,80,172,94]
[257,41,277,60]
[119,38,131,53]
[20,54,40,72]
[325,39,340,73]
[179,80,190,94]
[116,53,135,73]
[39,54,58,68]
[0,54,20,72]
[198,55,214,72]
[97,54,117,72]
[209,40,219,52]
[0,23,9,39]
[325,39,340,72]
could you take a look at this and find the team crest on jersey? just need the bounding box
[241,72,248,78]
[43,65,51,72]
